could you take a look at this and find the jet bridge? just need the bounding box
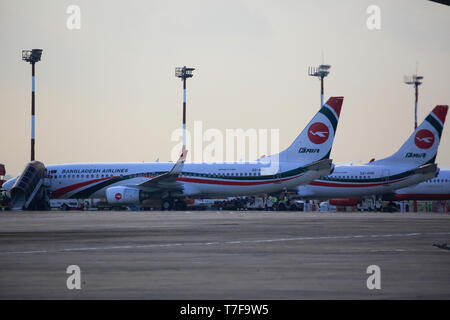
[10,161,50,210]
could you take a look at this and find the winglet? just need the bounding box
[169,149,188,175]
[138,150,188,188]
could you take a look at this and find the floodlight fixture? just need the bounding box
[404,74,424,129]
[22,49,43,64]
[308,64,331,107]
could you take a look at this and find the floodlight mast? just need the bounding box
[404,74,423,129]
[404,72,423,214]
[22,49,43,161]
[308,64,331,107]
[175,66,195,154]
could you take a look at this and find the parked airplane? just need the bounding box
[297,105,448,200]
[383,169,450,201]
[3,97,344,210]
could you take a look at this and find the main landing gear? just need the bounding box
[161,198,187,211]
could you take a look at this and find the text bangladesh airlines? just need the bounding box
[297,105,448,199]
[8,97,344,208]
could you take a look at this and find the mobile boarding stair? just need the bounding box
[10,161,50,210]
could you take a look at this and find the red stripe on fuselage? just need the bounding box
[51,177,113,198]
[177,173,304,186]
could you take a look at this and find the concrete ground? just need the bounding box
[0,210,449,299]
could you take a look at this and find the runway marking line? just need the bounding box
[0,232,449,255]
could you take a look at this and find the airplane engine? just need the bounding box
[106,186,141,204]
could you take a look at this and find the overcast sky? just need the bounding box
[1,0,449,176]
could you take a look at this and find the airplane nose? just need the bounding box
[1,177,18,192]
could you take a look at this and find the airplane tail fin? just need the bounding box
[276,97,343,165]
[369,105,448,167]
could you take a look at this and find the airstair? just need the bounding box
[10,161,50,210]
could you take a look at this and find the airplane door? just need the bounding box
[381,169,390,186]
[274,172,281,184]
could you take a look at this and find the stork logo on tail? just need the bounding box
[308,122,329,144]
[414,129,434,149]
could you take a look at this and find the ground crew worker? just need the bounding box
[266,196,273,210]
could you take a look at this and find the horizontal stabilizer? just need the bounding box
[409,163,438,177]
[302,158,333,172]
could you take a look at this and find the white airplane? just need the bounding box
[297,105,448,200]
[383,169,450,201]
[4,97,344,210]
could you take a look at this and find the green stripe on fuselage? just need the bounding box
[318,169,414,183]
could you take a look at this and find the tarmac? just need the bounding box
[0,210,449,299]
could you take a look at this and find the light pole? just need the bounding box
[404,74,423,130]
[308,64,331,107]
[404,72,423,213]
[175,66,195,153]
[22,49,43,161]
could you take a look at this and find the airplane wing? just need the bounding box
[136,150,188,191]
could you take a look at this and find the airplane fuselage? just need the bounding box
[384,170,450,200]
[297,163,437,199]
[46,160,331,200]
